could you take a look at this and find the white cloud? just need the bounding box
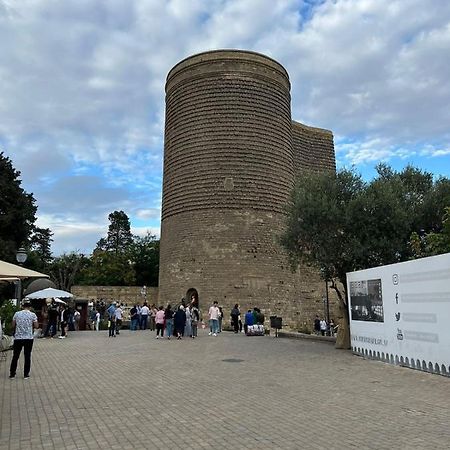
[135,209,161,220]
[133,226,160,239]
[1,0,450,254]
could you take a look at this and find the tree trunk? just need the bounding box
[331,280,351,350]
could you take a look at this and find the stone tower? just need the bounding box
[159,50,335,327]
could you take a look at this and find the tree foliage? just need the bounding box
[48,252,90,291]
[27,227,54,271]
[0,155,160,296]
[281,165,450,347]
[131,232,160,287]
[0,152,37,262]
[95,210,133,254]
[80,250,136,286]
[282,164,450,298]
[0,300,19,335]
[78,211,160,286]
[409,207,450,257]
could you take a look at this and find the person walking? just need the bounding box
[149,304,157,331]
[74,309,81,331]
[314,315,321,335]
[140,303,150,330]
[191,303,200,338]
[114,304,123,335]
[184,304,192,338]
[174,305,186,339]
[208,301,220,336]
[45,303,58,338]
[218,306,223,333]
[58,304,69,339]
[329,319,336,337]
[107,302,117,337]
[320,318,328,336]
[130,304,139,331]
[136,304,142,329]
[230,304,240,333]
[155,306,165,339]
[9,300,38,379]
[94,310,100,331]
[164,304,174,339]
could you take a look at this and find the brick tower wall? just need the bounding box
[292,121,336,176]
[160,50,305,325]
[159,50,339,330]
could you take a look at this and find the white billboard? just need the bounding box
[347,252,450,376]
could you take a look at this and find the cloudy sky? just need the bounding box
[1,0,450,255]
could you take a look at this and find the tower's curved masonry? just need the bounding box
[159,50,336,326]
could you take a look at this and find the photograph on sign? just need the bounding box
[349,279,384,322]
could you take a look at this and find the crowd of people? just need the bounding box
[7,293,337,379]
[313,315,336,336]
[103,295,208,339]
[43,302,80,339]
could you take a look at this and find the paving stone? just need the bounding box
[1,330,449,449]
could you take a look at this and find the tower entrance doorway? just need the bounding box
[186,288,199,308]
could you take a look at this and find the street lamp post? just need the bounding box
[140,285,147,304]
[325,279,330,325]
[15,247,28,305]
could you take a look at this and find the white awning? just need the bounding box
[0,259,49,279]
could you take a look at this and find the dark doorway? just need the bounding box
[186,288,199,308]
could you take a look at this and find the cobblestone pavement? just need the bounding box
[1,329,449,450]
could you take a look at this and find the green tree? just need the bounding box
[80,210,137,285]
[80,250,135,286]
[95,210,133,254]
[130,233,160,287]
[409,207,450,257]
[281,169,363,348]
[26,227,54,271]
[0,300,20,335]
[281,165,450,349]
[48,252,90,291]
[0,152,37,262]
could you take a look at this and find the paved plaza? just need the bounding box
[1,329,449,450]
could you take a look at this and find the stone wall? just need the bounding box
[71,286,159,307]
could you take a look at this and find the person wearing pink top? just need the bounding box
[155,306,165,339]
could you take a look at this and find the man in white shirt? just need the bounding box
[208,301,220,336]
[94,311,100,331]
[140,304,150,330]
[320,319,328,336]
[10,300,38,379]
[74,309,81,331]
[114,305,123,335]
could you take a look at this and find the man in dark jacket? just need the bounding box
[230,304,240,333]
[314,315,321,335]
[45,304,58,338]
[174,306,186,339]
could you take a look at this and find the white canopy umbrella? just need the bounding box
[25,287,74,299]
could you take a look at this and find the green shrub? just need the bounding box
[0,301,20,336]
